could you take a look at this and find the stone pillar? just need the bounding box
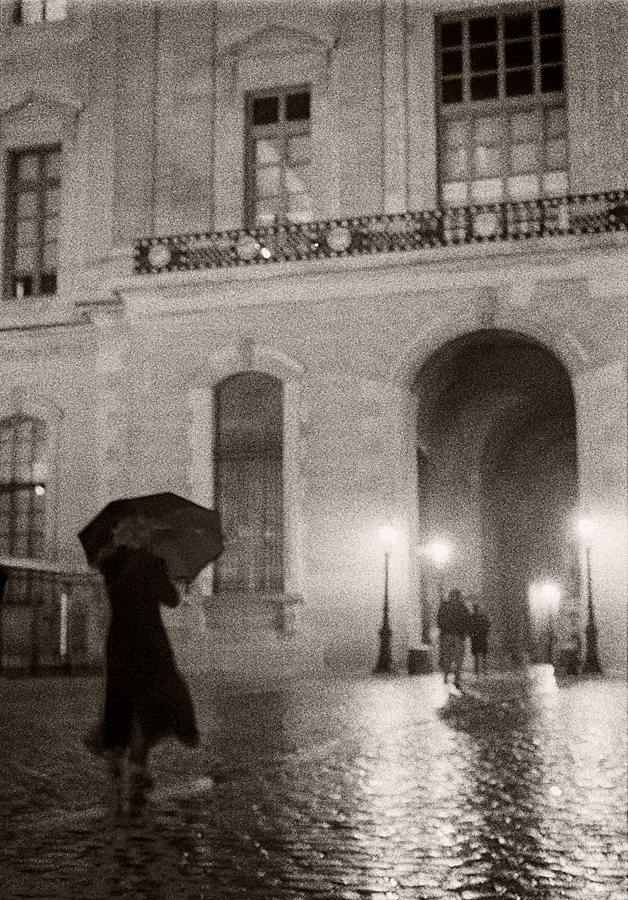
[573,360,628,675]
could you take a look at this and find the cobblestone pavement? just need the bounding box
[0,666,626,900]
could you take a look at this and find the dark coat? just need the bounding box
[468,611,490,655]
[436,596,469,636]
[100,546,199,751]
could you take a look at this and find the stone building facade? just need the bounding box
[0,0,626,678]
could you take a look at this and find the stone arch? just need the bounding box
[410,327,579,668]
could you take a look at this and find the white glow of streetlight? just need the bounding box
[576,516,596,546]
[426,540,451,567]
[379,526,398,549]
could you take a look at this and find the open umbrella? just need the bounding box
[78,492,223,582]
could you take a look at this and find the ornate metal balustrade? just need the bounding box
[0,558,107,675]
[134,190,628,276]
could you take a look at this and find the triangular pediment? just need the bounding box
[219,24,336,63]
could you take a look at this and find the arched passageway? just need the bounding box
[414,329,578,666]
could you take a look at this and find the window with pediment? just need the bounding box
[245,87,312,228]
[213,373,284,594]
[0,416,47,558]
[4,145,61,300]
[437,5,568,206]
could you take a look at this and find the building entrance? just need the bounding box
[414,329,578,667]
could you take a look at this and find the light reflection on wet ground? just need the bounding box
[0,667,626,899]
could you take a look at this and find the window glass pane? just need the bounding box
[543,171,568,195]
[17,192,38,218]
[505,70,534,97]
[507,174,540,200]
[545,139,567,169]
[442,182,468,206]
[541,36,562,65]
[40,272,57,294]
[442,50,463,76]
[541,66,563,93]
[15,245,36,271]
[474,146,501,178]
[511,110,541,141]
[475,116,503,144]
[471,178,503,203]
[13,276,33,297]
[255,139,280,165]
[511,142,539,173]
[255,200,278,227]
[45,188,60,216]
[545,106,567,138]
[44,217,59,241]
[288,135,310,165]
[445,120,469,148]
[252,96,278,126]
[256,166,280,198]
[539,7,562,35]
[288,194,312,223]
[505,41,533,68]
[470,45,497,72]
[471,74,498,101]
[442,80,463,104]
[441,22,462,48]
[444,148,467,180]
[45,152,62,180]
[286,165,309,195]
[18,154,39,181]
[504,14,532,40]
[17,220,37,244]
[286,92,310,121]
[43,242,57,270]
[469,17,497,44]
[45,0,67,22]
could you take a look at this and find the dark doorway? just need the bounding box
[414,329,578,665]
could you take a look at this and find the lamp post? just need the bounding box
[577,517,603,675]
[374,526,397,674]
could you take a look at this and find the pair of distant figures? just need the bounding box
[436,589,490,690]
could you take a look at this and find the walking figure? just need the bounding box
[468,601,490,675]
[84,517,199,815]
[436,588,470,691]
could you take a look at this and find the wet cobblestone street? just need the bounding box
[0,667,626,899]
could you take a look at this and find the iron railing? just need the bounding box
[0,558,106,675]
[134,189,628,276]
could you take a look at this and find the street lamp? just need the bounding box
[576,516,603,675]
[374,526,397,674]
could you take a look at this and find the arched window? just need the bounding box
[214,373,283,593]
[0,416,47,558]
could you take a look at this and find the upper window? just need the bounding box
[10,0,66,25]
[0,416,47,559]
[4,145,61,300]
[438,6,567,205]
[245,87,312,228]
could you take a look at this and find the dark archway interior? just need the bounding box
[414,329,578,665]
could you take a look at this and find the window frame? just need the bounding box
[0,415,47,559]
[244,84,312,229]
[4,143,61,301]
[436,3,568,206]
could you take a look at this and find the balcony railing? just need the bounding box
[134,190,628,276]
[0,557,106,675]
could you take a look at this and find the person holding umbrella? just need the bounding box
[81,497,222,816]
